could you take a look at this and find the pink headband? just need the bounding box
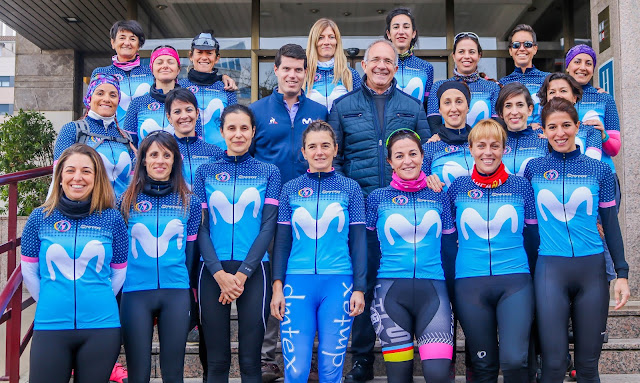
[150,47,181,70]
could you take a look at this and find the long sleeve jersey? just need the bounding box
[395,53,434,104]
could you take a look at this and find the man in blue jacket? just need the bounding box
[328,39,430,383]
[249,44,327,382]
[250,44,328,185]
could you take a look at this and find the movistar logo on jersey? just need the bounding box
[543,170,559,181]
[215,172,231,182]
[98,152,131,182]
[442,161,471,187]
[384,211,442,245]
[467,189,483,199]
[131,219,184,258]
[468,96,491,126]
[537,187,593,222]
[46,240,104,280]
[392,195,409,205]
[444,145,459,153]
[53,220,72,232]
[302,118,313,124]
[134,201,153,213]
[298,187,313,198]
[460,205,518,240]
[209,188,261,224]
[188,85,199,93]
[292,203,345,240]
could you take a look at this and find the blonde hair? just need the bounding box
[468,119,507,148]
[304,19,353,93]
[43,144,115,216]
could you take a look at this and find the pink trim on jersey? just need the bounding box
[442,228,456,235]
[265,198,279,206]
[603,130,621,157]
[366,227,376,231]
[588,147,602,154]
[110,261,128,269]
[201,202,208,208]
[599,200,616,208]
[21,255,38,263]
[418,343,453,360]
[524,219,538,225]
[278,221,291,225]
[53,160,58,166]
[187,234,198,241]
[350,221,365,225]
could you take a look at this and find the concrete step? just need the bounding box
[122,336,640,378]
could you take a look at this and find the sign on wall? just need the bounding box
[598,7,611,53]
[598,58,614,98]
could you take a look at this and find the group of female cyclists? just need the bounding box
[20,7,630,383]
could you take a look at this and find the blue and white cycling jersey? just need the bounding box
[574,123,602,161]
[503,128,548,176]
[576,84,619,173]
[448,175,537,278]
[422,140,474,192]
[92,64,154,123]
[122,92,174,145]
[395,54,434,103]
[524,149,616,257]
[427,77,500,128]
[20,208,128,330]
[277,170,365,275]
[54,116,135,198]
[307,65,361,112]
[175,135,224,190]
[366,185,455,279]
[179,78,237,148]
[193,153,281,263]
[499,67,550,125]
[120,191,201,292]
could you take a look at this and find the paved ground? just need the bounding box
[151,376,640,383]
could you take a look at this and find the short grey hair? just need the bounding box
[363,39,398,67]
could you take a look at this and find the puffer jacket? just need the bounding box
[328,77,430,196]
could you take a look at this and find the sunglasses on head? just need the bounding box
[454,32,479,43]
[510,41,536,49]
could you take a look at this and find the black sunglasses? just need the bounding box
[510,41,536,49]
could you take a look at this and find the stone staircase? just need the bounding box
[120,301,640,380]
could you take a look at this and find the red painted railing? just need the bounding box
[0,166,53,382]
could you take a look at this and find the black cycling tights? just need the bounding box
[199,260,271,383]
[455,273,534,383]
[30,328,120,383]
[535,254,609,383]
[121,288,191,383]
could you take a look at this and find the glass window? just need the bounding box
[0,104,14,114]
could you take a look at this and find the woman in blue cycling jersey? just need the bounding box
[304,18,362,111]
[524,98,629,382]
[537,73,602,161]
[180,31,237,148]
[384,8,434,107]
[448,119,539,383]
[119,131,202,383]
[422,81,474,192]
[496,83,548,176]
[92,20,153,123]
[54,74,136,198]
[427,32,500,134]
[270,120,366,383]
[193,104,281,383]
[367,129,455,383]
[166,88,223,190]
[22,144,128,383]
[123,45,196,145]
[565,44,621,204]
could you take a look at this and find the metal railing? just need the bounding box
[0,165,52,382]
